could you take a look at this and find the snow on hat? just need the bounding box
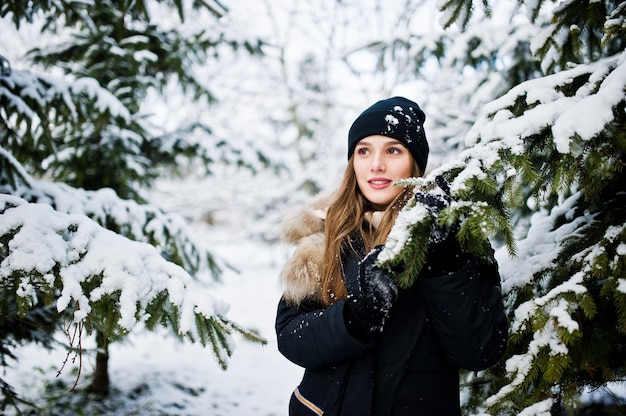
[348,96,429,174]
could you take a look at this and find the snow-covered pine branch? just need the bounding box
[0,68,130,141]
[0,192,265,371]
[378,50,626,287]
[0,146,266,385]
[0,146,223,282]
[460,49,624,416]
[377,144,518,287]
[0,67,268,200]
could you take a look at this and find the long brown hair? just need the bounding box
[319,156,421,306]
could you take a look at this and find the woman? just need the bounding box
[275,97,508,415]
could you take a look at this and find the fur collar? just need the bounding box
[278,196,386,306]
[279,195,330,306]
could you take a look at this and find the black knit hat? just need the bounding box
[348,96,429,174]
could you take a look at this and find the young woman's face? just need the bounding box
[353,135,414,209]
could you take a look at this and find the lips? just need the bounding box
[368,178,392,190]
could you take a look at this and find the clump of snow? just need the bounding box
[497,193,586,294]
[467,53,625,155]
[517,398,553,416]
[378,198,429,263]
[487,320,568,407]
[510,270,586,334]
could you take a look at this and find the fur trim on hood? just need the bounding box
[279,195,331,307]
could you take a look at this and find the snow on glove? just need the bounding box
[413,175,455,245]
[345,245,399,339]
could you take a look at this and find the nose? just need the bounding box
[370,153,385,172]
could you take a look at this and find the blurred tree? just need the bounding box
[0,0,266,411]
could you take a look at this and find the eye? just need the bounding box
[387,146,403,155]
[356,146,370,155]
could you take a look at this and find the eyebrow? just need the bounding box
[356,139,404,147]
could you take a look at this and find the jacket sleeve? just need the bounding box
[419,257,508,371]
[275,297,373,370]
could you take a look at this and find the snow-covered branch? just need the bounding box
[0,193,264,368]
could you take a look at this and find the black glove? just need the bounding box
[344,245,399,340]
[414,176,469,277]
[413,175,455,245]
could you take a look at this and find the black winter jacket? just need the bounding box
[275,202,508,416]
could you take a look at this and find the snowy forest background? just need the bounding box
[1,0,625,415]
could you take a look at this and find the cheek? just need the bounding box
[394,159,414,178]
[353,161,367,181]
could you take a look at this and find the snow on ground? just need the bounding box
[4,226,303,415]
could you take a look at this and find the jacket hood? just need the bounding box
[279,194,331,306]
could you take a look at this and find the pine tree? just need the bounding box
[376,0,626,414]
[1,0,266,411]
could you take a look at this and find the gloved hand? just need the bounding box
[413,175,455,245]
[414,176,469,277]
[344,245,399,339]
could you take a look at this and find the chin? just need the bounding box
[367,197,394,209]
